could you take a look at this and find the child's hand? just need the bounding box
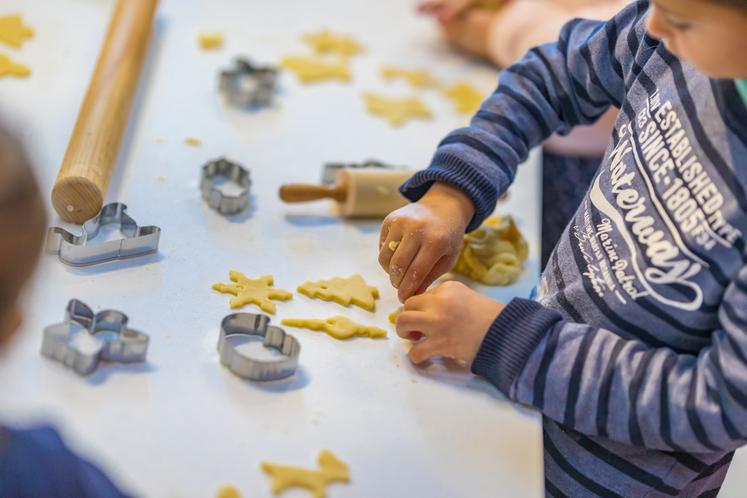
[418,1,501,59]
[379,183,474,302]
[396,280,504,365]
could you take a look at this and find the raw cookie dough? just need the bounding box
[303,29,364,57]
[444,82,484,114]
[453,215,528,286]
[388,308,402,324]
[387,241,400,251]
[281,55,350,83]
[297,274,379,312]
[0,53,29,78]
[212,271,293,314]
[261,450,350,498]
[362,93,432,126]
[282,316,387,340]
[380,66,439,88]
[0,14,33,48]
[216,485,242,498]
[198,32,223,50]
[184,136,202,146]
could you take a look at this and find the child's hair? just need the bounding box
[0,125,46,345]
[710,0,747,9]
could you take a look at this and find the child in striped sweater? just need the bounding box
[381,0,747,495]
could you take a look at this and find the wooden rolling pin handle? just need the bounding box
[279,184,348,203]
[52,0,158,223]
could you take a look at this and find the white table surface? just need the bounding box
[0,1,547,497]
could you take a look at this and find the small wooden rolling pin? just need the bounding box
[279,168,413,218]
[52,0,159,223]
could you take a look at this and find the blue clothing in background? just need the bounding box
[0,426,131,498]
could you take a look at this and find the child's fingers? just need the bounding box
[378,226,403,273]
[388,235,420,290]
[409,337,447,364]
[438,0,474,22]
[417,1,444,14]
[379,216,392,250]
[397,247,448,301]
[395,310,432,340]
[403,290,432,311]
[413,255,454,295]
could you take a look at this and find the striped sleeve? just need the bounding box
[472,263,747,452]
[400,1,649,231]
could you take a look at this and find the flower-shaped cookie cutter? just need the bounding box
[201,158,252,215]
[41,299,149,376]
[219,57,278,108]
[218,313,300,381]
[46,202,161,267]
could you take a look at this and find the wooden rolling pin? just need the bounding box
[279,168,413,218]
[52,0,158,223]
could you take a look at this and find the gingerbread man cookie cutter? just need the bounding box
[219,58,278,108]
[46,203,161,267]
[218,313,300,381]
[201,158,252,215]
[41,299,149,376]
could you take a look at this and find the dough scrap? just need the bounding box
[261,450,350,498]
[297,274,379,312]
[387,240,400,251]
[362,92,432,126]
[282,316,387,340]
[184,136,202,146]
[453,215,528,286]
[388,308,402,324]
[212,271,293,314]
[216,485,242,498]
[0,14,33,49]
[281,55,350,83]
[380,66,439,88]
[198,32,223,50]
[0,53,29,78]
[443,82,484,114]
[303,29,364,57]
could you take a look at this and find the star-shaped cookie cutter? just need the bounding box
[201,158,252,215]
[46,203,161,267]
[218,313,300,381]
[41,299,149,376]
[219,57,278,108]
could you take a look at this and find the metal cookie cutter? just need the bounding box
[41,299,149,376]
[321,159,398,185]
[218,313,300,381]
[46,203,161,267]
[219,57,278,108]
[201,158,252,215]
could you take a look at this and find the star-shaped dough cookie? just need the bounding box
[303,29,364,57]
[0,14,34,49]
[281,55,351,83]
[381,66,439,88]
[212,271,293,314]
[297,274,379,312]
[0,53,29,78]
[282,316,387,340]
[444,82,484,114]
[362,92,432,126]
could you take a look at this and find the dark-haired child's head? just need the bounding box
[0,126,47,350]
[647,0,747,79]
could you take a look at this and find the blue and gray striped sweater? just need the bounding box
[401,1,747,496]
